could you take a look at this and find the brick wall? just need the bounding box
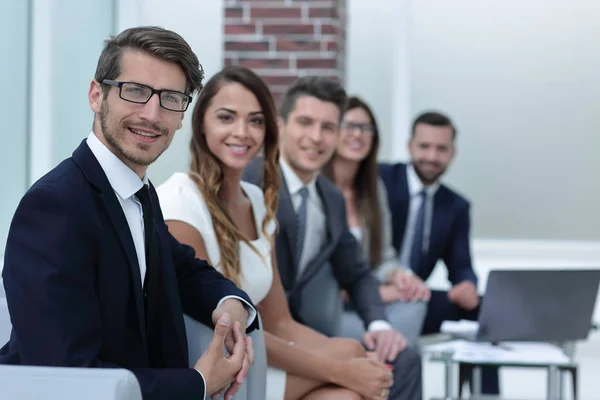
[224,0,346,105]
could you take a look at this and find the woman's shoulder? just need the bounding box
[156,172,211,226]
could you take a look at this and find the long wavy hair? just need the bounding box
[323,96,383,267]
[189,66,280,286]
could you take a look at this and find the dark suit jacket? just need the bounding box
[243,159,386,334]
[379,162,477,285]
[0,141,257,400]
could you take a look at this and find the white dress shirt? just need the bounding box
[398,164,441,269]
[87,132,256,395]
[280,159,392,332]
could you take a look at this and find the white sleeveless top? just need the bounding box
[156,172,276,304]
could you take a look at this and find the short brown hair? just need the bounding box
[94,26,204,96]
[412,111,457,139]
[279,76,347,122]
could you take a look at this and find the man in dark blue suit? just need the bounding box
[0,26,256,400]
[379,111,499,394]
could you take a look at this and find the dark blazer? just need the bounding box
[379,162,477,285]
[243,158,386,333]
[0,141,257,400]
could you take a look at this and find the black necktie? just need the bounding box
[135,185,163,366]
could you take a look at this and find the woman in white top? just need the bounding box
[322,96,430,347]
[157,67,392,400]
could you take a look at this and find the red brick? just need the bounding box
[237,58,290,69]
[296,58,338,69]
[263,24,314,35]
[309,7,336,18]
[225,41,270,51]
[261,75,299,86]
[225,7,244,18]
[225,24,256,35]
[320,24,337,35]
[271,92,284,108]
[275,39,320,51]
[250,7,302,19]
[325,41,338,51]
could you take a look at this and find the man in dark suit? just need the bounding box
[244,76,422,400]
[0,27,256,400]
[379,111,499,394]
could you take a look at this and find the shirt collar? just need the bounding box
[406,163,440,198]
[86,131,148,200]
[279,158,318,198]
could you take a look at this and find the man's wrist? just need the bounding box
[368,320,393,332]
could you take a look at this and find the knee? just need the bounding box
[335,337,366,358]
[333,389,362,400]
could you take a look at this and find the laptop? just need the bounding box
[474,269,600,343]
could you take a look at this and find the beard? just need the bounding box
[99,100,169,168]
[412,160,447,185]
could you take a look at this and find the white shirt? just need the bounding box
[87,132,256,396]
[280,159,392,332]
[157,173,276,304]
[398,164,441,269]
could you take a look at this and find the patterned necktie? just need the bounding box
[295,187,309,270]
[410,190,428,273]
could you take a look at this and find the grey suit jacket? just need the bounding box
[243,158,386,335]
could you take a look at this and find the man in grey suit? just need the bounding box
[243,76,422,400]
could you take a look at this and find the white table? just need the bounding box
[423,340,577,400]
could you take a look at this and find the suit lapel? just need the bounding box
[72,141,147,347]
[396,166,411,250]
[426,190,450,275]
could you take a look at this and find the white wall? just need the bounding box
[0,2,29,251]
[118,0,224,186]
[346,0,411,162]
[409,0,600,241]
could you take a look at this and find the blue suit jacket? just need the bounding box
[379,162,477,286]
[0,141,257,400]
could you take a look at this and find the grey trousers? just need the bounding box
[389,346,423,400]
[339,300,428,348]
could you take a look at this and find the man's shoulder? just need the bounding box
[437,183,470,210]
[28,157,86,197]
[242,156,264,186]
[378,161,407,176]
[316,174,344,202]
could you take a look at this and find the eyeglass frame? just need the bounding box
[102,79,193,112]
[340,121,376,135]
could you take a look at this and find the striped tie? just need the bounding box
[295,187,309,270]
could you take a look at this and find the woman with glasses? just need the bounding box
[322,96,430,347]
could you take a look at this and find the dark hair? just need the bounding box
[411,111,457,139]
[94,26,204,96]
[279,76,347,122]
[322,96,383,266]
[189,66,280,286]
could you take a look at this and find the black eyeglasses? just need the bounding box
[102,80,192,112]
[340,121,375,135]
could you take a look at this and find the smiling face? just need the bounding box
[279,95,340,183]
[409,122,455,184]
[336,106,375,163]
[202,82,266,173]
[88,49,186,177]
